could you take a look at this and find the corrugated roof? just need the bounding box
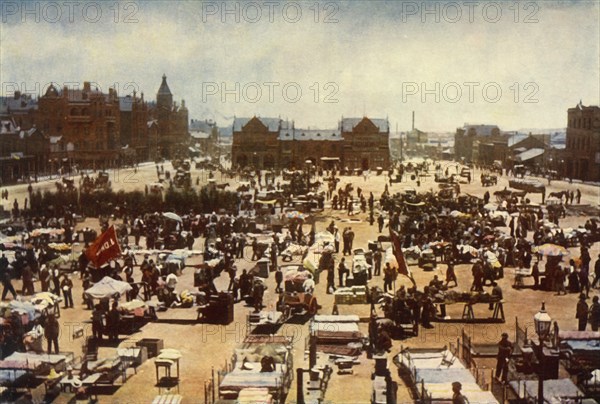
[516,148,545,162]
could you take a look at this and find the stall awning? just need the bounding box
[320,157,340,161]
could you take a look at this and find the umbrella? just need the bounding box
[534,243,569,257]
[459,245,479,256]
[286,211,306,220]
[162,212,182,222]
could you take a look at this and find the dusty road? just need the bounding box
[2,162,599,403]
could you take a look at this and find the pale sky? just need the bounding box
[1,0,598,132]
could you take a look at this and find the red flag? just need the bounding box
[390,229,415,285]
[85,225,121,268]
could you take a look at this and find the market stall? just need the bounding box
[218,336,294,403]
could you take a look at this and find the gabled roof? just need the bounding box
[341,117,389,133]
[233,117,289,132]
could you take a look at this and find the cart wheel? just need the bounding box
[308,297,318,316]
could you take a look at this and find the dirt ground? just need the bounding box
[2,161,599,403]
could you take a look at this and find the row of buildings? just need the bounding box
[2,79,599,183]
[0,75,189,183]
[453,102,599,182]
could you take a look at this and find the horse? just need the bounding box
[549,190,568,200]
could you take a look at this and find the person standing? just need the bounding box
[334,228,340,253]
[61,275,74,308]
[445,262,458,287]
[532,262,540,290]
[92,304,104,341]
[44,313,60,354]
[373,249,382,276]
[21,264,35,296]
[589,296,600,331]
[39,264,51,292]
[326,267,336,294]
[107,302,121,341]
[338,258,348,287]
[592,254,600,289]
[495,332,513,383]
[0,255,17,300]
[377,214,385,233]
[576,293,589,331]
[556,267,567,295]
[275,266,283,293]
[383,262,396,293]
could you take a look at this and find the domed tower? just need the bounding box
[156,74,173,109]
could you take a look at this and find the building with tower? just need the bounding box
[151,74,189,159]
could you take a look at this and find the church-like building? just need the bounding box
[231,116,390,170]
[149,74,189,159]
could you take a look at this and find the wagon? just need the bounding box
[276,291,319,319]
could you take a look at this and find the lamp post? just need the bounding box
[533,302,552,404]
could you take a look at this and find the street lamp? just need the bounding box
[533,302,552,404]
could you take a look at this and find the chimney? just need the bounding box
[83,81,91,92]
[14,91,21,100]
[412,111,415,131]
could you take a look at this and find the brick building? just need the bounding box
[0,117,47,183]
[563,102,600,181]
[35,81,121,169]
[0,75,188,174]
[231,116,389,170]
[149,75,189,159]
[454,124,510,164]
[119,92,150,161]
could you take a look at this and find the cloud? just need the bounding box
[1,0,598,132]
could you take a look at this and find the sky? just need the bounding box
[1,0,599,132]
